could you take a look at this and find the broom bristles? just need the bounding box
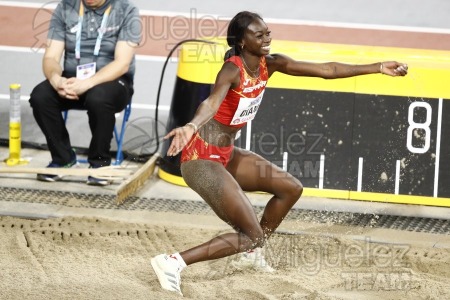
[116,153,160,204]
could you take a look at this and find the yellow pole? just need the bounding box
[5,84,28,166]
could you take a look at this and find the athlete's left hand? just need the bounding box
[381,61,408,76]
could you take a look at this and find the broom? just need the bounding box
[0,154,161,204]
[115,153,160,204]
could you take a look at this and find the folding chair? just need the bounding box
[62,100,132,165]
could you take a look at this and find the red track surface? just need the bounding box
[1,6,449,56]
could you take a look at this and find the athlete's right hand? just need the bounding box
[164,125,195,156]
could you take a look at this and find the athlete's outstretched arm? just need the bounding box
[266,53,408,79]
[164,62,239,156]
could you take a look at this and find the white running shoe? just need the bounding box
[231,247,275,273]
[151,254,183,296]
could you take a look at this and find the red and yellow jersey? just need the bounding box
[213,55,269,128]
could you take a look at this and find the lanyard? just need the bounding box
[75,1,112,60]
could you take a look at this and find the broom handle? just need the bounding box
[0,166,133,178]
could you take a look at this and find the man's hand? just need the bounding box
[49,74,73,98]
[64,77,94,100]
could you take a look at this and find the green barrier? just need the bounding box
[159,38,450,207]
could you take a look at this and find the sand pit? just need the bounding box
[0,214,449,300]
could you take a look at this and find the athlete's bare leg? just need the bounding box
[226,147,303,238]
[180,159,265,265]
[178,147,302,266]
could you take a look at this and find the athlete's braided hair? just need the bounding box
[224,11,263,61]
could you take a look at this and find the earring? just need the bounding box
[241,44,244,50]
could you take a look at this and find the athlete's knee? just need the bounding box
[280,176,303,203]
[289,177,303,200]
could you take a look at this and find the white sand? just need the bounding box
[1,214,449,300]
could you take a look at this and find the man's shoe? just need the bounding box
[150,254,183,296]
[231,247,275,273]
[86,175,111,186]
[86,165,112,186]
[36,152,77,182]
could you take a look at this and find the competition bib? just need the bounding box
[230,91,264,125]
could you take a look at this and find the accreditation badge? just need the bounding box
[76,62,96,80]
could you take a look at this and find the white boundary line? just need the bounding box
[0,45,171,62]
[395,160,400,195]
[319,154,325,189]
[0,94,170,111]
[0,95,31,101]
[262,18,450,34]
[357,157,363,192]
[433,98,443,197]
[1,1,450,34]
[0,45,44,53]
[282,152,288,171]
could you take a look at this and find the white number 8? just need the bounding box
[406,102,432,154]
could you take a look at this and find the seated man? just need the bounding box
[29,0,141,185]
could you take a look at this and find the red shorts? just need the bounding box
[181,132,234,167]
